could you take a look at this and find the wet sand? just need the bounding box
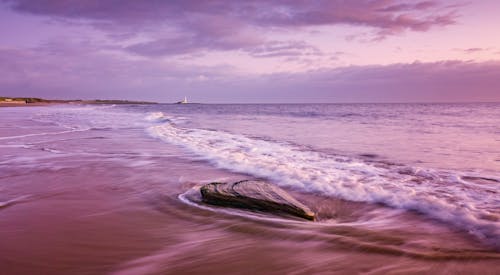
[2,155,499,274]
[1,106,499,274]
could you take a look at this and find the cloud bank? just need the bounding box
[1,44,498,103]
[3,0,457,56]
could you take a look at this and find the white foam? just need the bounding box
[29,105,149,131]
[145,112,188,124]
[41,147,63,154]
[149,122,500,247]
[145,112,171,123]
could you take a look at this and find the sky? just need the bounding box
[0,0,499,103]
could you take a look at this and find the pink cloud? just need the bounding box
[377,1,437,12]
[463,48,485,54]
[247,41,323,58]
[2,0,459,56]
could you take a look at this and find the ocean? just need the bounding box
[1,103,499,274]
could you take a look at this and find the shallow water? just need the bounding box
[1,103,499,274]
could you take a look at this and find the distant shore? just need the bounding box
[0,102,57,107]
[0,97,157,107]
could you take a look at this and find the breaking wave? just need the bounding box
[148,114,500,248]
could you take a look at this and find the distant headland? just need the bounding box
[0,97,157,106]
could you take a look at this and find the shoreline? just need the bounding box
[0,102,60,107]
[0,97,158,107]
[0,102,158,108]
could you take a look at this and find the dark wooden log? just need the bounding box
[200,180,315,221]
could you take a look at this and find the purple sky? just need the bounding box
[1,0,499,103]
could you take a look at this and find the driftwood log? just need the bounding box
[200,180,315,221]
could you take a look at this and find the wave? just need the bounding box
[0,195,32,209]
[145,112,188,124]
[148,119,500,248]
[145,112,172,123]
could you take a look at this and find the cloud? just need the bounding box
[452,47,496,55]
[1,43,498,103]
[261,60,500,103]
[246,40,323,58]
[125,27,264,57]
[0,44,235,100]
[462,48,485,54]
[377,1,437,12]
[2,0,458,56]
